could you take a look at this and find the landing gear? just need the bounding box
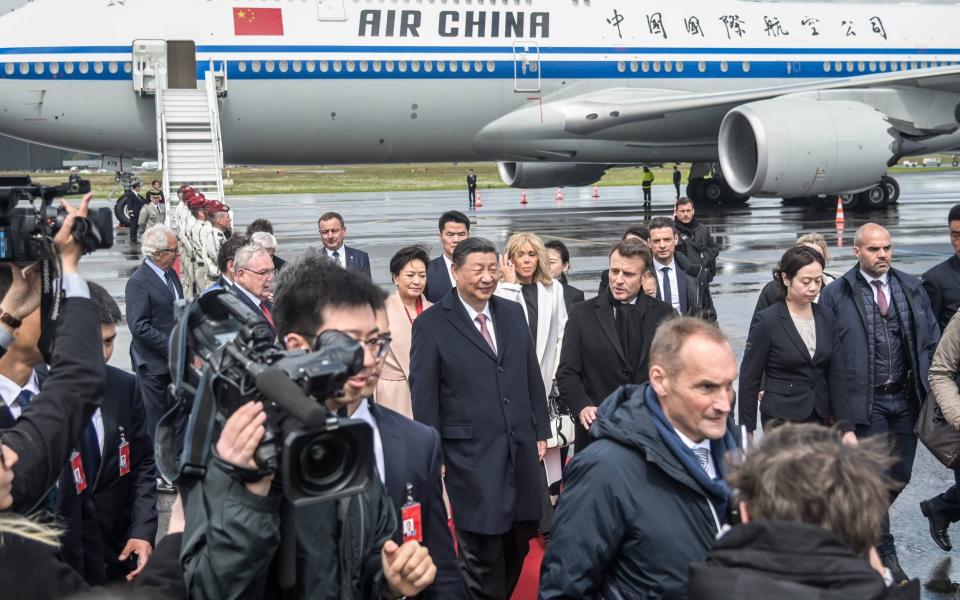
[113,171,141,227]
[687,176,749,206]
[880,175,900,205]
[834,176,900,212]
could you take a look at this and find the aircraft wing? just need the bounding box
[564,64,960,136]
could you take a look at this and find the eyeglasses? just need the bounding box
[157,247,179,255]
[240,267,276,277]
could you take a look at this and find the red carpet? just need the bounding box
[510,535,545,600]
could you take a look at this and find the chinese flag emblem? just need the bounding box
[233,7,284,36]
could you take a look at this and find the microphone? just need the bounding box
[254,367,329,428]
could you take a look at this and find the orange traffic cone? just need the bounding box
[556,188,564,201]
[475,190,483,208]
[593,185,600,199]
[520,190,528,205]
[835,195,845,226]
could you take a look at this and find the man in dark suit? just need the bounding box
[125,181,145,244]
[124,224,182,475]
[467,169,477,208]
[425,210,470,303]
[557,239,675,451]
[921,203,960,554]
[318,211,371,277]
[649,216,717,322]
[230,244,277,339]
[410,237,550,600]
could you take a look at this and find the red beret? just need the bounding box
[204,201,228,214]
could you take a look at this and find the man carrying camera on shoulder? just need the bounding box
[180,251,436,599]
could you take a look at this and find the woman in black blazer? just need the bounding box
[739,246,849,438]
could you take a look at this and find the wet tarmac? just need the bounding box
[92,170,960,596]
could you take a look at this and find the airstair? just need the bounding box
[155,67,226,204]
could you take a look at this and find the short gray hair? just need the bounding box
[141,225,176,258]
[250,231,277,250]
[234,244,270,271]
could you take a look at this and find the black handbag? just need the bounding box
[915,397,960,469]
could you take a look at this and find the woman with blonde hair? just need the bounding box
[496,232,569,524]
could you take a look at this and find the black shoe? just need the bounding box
[921,499,953,552]
[880,552,909,585]
[156,478,176,494]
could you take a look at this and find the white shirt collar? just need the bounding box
[351,399,385,485]
[0,371,40,414]
[458,292,492,324]
[144,257,167,281]
[443,255,456,286]
[235,282,262,308]
[674,426,717,478]
[653,256,677,272]
[860,269,889,287]
[326,244,345,256]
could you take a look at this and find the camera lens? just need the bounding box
[296,432,357,493]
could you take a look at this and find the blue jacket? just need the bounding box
[818,267,939,425]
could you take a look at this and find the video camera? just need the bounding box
[0,174,113,263]
[160,289,375,507]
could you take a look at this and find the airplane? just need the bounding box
[0,0,957,214]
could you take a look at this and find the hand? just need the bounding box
[53,193,92,274]
[537,440,547,461]
[0,263,40,320]
[0,445,19,511]
[167,493,185,534]
[119,538,153,581]
[498,254,517,284]
[381,539,436,598]
[868,547,886,577]
[579,406,598,430]
[215,401,274,496]
[842,431,859,447]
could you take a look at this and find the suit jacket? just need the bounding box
[369,402,466,599]
[425,256,453,304]
[125,260,183,375]
[272,254,287,272]
[556,291,675,450]
[229,284,277,339]
[377,292,432,416]
[345,245,371,278]
[738,301,842,431]
[653,262,701,317]
[560,281,585,313]
[409,292,550,535]
[93,366,159,581]
[494,280,568,397]
[923,254,960,333]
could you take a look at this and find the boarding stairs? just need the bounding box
[154,66,227,207]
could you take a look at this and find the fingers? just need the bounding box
[399,544,432,580]
[77,192,92,218]
[216,401,267,466]
[382,539,399,555]
[412,561,437,590]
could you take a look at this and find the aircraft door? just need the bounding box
[513,42,541,93]
[167,40,197,89]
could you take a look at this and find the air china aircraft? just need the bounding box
[0,0,958,209]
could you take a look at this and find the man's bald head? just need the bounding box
[853,223,893,278]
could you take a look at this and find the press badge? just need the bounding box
[70,451,87,494]
[401,483,422,543]
[118,430,131,477]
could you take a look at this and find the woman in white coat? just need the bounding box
[496,232,568,520]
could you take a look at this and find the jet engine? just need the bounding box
[718,98,899,198]
[497,162,610,188]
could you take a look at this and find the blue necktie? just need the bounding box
[14,389,32,410]
[661,267,673,307]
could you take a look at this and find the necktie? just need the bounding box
[14,389,32,410]
[260,303,275,328]
[872,280,889,316]
[661,267,672,307]
[475,314,497,354]
[80,421,101,486]
[692,447,711,473]
[332,250,341,267]
[164,272,178,300]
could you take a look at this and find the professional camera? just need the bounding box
[160,289,375,507]
[0,174,113,263]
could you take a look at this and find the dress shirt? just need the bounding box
[236,282,263,308]
[351,399,385,485]
[326,246,346,268]
[0,370,39,420]
[654,257,681,312]
[674,426,717,479]
[443,255,456,288]
[859,269,890,308]
[458,293,497,350]
[144,258,180,300]
[92,408,104,454]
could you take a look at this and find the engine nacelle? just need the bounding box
[718,99,898,198]
[497,162,610,189]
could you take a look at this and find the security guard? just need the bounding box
[641,166,655,208]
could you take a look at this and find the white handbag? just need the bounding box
[546,379,576,449]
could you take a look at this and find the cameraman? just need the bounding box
[687,423,918,599]
[180,251,436,599]
[0,194,108,513]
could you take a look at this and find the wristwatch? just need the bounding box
[0,311,22,330]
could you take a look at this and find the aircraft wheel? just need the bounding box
[840,192,862,211]
[702,179,724,204]
[863,185,887,209]
[881,176,900,205]
[115,195,133,226]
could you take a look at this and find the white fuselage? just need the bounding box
[0,0,956,164]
